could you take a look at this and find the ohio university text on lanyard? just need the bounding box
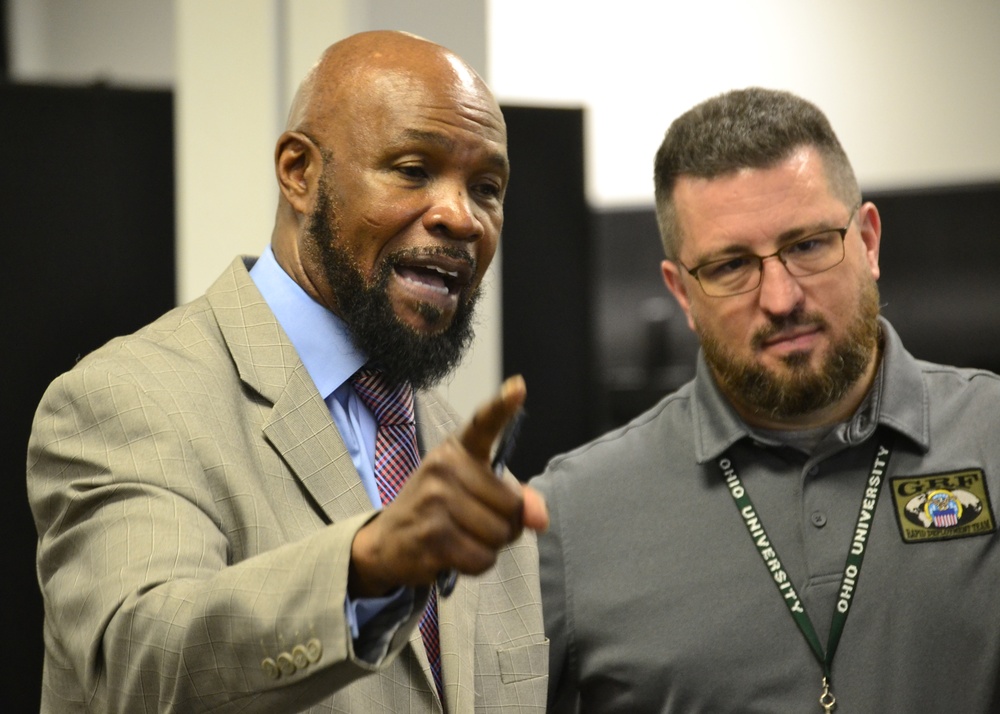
[718,434,894,712]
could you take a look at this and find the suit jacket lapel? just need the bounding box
[262,369,373,521]
[207,257,372,523]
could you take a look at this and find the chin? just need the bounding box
[776,349,816,370]
[395,303,455,335]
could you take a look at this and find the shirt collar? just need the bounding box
[690,316,930,463]
[868,317,930,451]
[248,246,366,400]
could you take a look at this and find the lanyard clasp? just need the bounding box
[820,676,836,712]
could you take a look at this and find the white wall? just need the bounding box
[8,0,174,87]
[488,0,1000,206]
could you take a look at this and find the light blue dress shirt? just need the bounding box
[249,246,409,641]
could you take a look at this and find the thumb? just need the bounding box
[521,484,549,533]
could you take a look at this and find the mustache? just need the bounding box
[383,245,476,271]
[751,310,828,350]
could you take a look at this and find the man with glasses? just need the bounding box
[532,88,1000,712]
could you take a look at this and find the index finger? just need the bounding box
[458,375,527,461]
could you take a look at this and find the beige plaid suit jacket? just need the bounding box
[27,257,548,713]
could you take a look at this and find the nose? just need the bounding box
[756,253,804,316]
[423,183,484,242]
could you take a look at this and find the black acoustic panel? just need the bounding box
[590,207,699,432]
[500,106,593,478]
[0,83,174,710]
[867,182,1000,373]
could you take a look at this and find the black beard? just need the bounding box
[702,276,882,420]
[308,188,480,390]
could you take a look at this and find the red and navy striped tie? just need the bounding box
[352,368,443,702]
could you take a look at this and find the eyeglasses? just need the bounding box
[678,202,862,298]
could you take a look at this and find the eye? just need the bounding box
[785,238,822,255]
[785,230,838,256]
[472,179,503,201]
[702,255,754,280]
[396,163,429,181]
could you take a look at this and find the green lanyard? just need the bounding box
[718,436,893,712]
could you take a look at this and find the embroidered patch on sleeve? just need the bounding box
[890,469,995,543]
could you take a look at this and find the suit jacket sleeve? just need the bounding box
[27,341,423,713]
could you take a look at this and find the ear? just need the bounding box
[661,259,697,332]
[275,131,322,215]
[857,201,882,281]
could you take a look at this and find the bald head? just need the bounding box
[286,31,499,141]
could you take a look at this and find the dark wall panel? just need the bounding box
[868,182,1000,373]
[1,84,174,710]
[592,207,698,431]
[500,106,593,477]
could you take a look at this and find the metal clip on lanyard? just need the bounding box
[820,677,836,712]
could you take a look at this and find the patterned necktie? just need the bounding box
[351,368,444,702]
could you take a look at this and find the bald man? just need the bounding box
[28,32,548,713]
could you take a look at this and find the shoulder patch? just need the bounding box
[889,469,995,543]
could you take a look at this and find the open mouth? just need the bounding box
[392,251,474,299]
[397,263,463,295]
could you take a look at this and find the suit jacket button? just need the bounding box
[261,657,280,679]
[292,644,310,669]
[305,637,323,663]
[277,652,297,676]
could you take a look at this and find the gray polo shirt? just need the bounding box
[534,318,1000,713]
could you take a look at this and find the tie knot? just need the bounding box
[351,368,415,426]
